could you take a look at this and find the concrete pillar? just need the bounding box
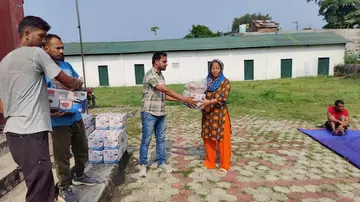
[0,0,24,61]
[0,0,24,128]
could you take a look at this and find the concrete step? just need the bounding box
[0,152,23,197]
[0,151,129,202]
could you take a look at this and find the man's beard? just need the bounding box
[51,55,64,62]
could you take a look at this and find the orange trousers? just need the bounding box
[203,113,231,170]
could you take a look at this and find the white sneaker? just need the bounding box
[158,164,173,173]
[139,165,147,178]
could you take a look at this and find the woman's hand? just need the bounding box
[200,99,211,109]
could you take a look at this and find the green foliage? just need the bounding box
[344,53,360,64]
[334,53,360,78]
[150,26,159,35]
[184,25,221,38]
[307,0,324,5]
[231,13,273,33]
[308,0,360,29]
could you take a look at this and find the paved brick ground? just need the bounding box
[97,107,360,202]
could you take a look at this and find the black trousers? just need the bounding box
[6,132,55,202]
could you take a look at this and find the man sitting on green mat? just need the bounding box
[326,100,349,136]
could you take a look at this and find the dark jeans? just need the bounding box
[139,112,166,166]
[52,119,88,190]
[6,132,55,202]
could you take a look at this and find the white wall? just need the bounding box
[65,44,345,87]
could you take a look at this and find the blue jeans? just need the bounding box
[139,112,167,166]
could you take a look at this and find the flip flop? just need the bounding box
[202,164,216,170]
[215,168,228,176]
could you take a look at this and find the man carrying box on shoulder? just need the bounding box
[43,34,97,202]
[0,16,83,202]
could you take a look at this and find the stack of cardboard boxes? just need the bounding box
[88,113,128,164]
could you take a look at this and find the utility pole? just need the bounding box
[75,0,88,113]
[294,21,299,31]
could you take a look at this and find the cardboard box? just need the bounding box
[82,113,94,129]
[85,125,95,137]
[88,150,103,164]
[95,115,109,130]
[48,88,87,113]
[103,135,128,164]
[183,90,205,109]
[104,127,127,149]
[88,130,107,150]
[96,113,127,130]
[109,114,127,130]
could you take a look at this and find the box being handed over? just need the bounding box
[48,88,87,113]
[183,80,207,109]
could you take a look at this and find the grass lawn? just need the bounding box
[93,76,360,124]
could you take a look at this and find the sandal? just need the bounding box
[215,168,228,176]
[202,164,216,170]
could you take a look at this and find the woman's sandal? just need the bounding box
[215,168,228,176]
[202,164,216,170]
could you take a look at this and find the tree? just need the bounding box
[231,13,273,33]
[151,26,160,36]
[308,0,360,28]
[184,25,221,38]
[306,0,323,5]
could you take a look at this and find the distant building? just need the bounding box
[251,20,279,33]
[63,32,349,87]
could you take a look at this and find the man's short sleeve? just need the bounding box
[144,73,160,89]
[327,106,334,114]
[343,109,349,117]
[34,48,61,79]
[148,78,159,88]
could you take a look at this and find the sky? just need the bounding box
[24,0,325,43]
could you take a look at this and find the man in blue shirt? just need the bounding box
[43,34,97,202]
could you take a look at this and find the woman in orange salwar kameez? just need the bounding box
[200,59,232,176]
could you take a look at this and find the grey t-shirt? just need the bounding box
[0,47,61,134]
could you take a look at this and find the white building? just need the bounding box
[64,32,349,87]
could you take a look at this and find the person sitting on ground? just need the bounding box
[326,100,349,136]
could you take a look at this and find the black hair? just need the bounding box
[152,52,167,65]
[44,34,62,45]
[335,100,345,106]
[18,16,51,38]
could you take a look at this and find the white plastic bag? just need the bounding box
[184,79,207,94]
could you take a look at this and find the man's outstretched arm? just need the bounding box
[156,84,196,105]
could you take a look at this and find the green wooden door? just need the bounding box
[281,59,292,78]
[244,60,254,80]
[134,64,145,85]
[318,57,330,75]
[208,61,211,74]
[98,66,109,86]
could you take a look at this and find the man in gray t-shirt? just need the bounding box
[0,16,83,202]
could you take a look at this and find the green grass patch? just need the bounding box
[93,77,360,122]
[199,194,207,199]
[183,185,191,190]
[182,169,194,178]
